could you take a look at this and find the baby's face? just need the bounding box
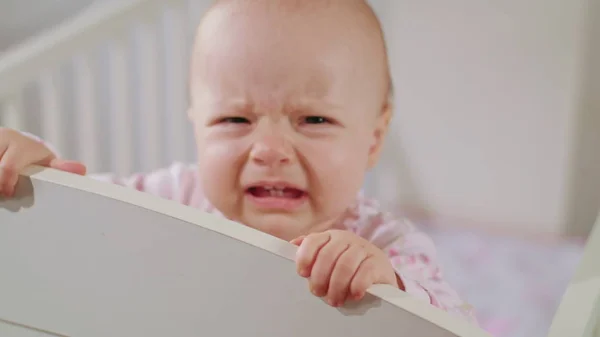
[189,1,390,240]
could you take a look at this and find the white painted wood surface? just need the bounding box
[0,94,25,130]
[136,10,163,171]
[39,70,64,153]
[0,0,163,102]
[547,213,600,337]
[107,37,134,176]
[73,53,98,170]
[162,1,189,163]
[0,166,489,337]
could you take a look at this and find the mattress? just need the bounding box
[422,224,584,337]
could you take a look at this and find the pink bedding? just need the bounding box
[421,224,584,337]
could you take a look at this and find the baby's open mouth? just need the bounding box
[247,186,306,199]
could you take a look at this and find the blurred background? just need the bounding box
[0,1,598,336]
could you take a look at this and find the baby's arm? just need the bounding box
[87,163,200,206]
[349,199,478,326]
[21,132,201,206]
[386,227,479,325]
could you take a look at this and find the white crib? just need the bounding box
[0,166,598,336]
[547,213,600,337]
[0,0,207,176]
[0,1,598,336]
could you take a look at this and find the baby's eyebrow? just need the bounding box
[212,97,253,112]
[284,99,341,115]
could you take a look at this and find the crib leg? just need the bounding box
[73,53,98,172]
[163,1,189,163]
[108,38,134,176]
[39,70,65,155]
[1,95,25,131]
[136,16,162,170]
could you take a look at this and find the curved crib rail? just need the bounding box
[0,0,194,175]
[0,166,493,337]
[547,212,600,337]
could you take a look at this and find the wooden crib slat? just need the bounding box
[108,38,134,176]
[164,0,189,163]
[137,15,162,170]
[39,70,65,155]
[1,94,25,131]
[73,54,98,172]
[0,0,176,103]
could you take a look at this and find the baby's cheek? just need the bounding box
[199,138,249,175]
[311,147,366,210]
[198,141,245,205]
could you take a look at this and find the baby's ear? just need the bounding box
[367,102,392,168]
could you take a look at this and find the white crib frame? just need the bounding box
[547,212,600,337]
[0,1,599,335]
[0,167,598,336]
[0,0,193,175]
[0,166,494,337]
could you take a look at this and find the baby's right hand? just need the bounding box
[0,127,86,197]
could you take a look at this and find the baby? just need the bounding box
[0,0,477,325]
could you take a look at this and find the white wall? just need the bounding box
[371,0,599,237]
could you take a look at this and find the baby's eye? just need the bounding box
[302,116,330,124]
[221,117,250,124]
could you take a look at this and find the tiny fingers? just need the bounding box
[308,241,349,299]
[49,159,87,175]
[326,244,368,306]
[295,232,331,278]
[295,230,397,308]
[290,235,306,246]
[349,254,378,301]
[0,145,24,197]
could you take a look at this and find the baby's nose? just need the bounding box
[249,134,293,167]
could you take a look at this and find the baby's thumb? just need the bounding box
[49,158,87,176]
[290,235,306,246]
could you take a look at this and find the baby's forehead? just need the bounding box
[197,0,384,42]
[194,1,386,71]
[190,0,390,108]
[208,0,374,14]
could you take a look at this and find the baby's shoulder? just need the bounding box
[340,193,420,248]
[155,162,208,209]
[107,162,207,209]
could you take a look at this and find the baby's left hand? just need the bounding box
[290,229,399,307]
